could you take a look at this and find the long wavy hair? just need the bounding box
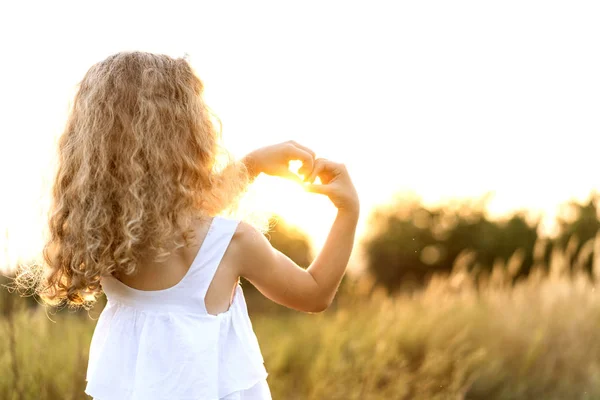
[18,51,249,309]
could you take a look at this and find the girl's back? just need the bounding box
[86,216,270,399]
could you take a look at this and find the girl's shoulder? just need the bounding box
[223,220,272,275]
[227,220,258,255]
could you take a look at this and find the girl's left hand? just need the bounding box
[243,141,315,182]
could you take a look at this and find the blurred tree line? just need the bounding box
[3,193,599,312]
[364,192,600,293]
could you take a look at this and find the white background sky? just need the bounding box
[1,1,599,270]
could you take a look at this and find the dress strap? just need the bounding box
[194,216,240,299]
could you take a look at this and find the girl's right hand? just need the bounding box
[305,159,359,215]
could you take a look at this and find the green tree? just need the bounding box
[552,192,600,276]
[364,194,539,293]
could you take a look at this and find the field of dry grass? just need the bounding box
[2,234,600,399]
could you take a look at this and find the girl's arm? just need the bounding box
[231,158,359,313]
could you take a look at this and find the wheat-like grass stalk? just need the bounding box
[573,237,595,274]
[6,294,24,400]
[549,247,568,282]
[592,231,600,283]
[565,235,580,265]
[532,236,547,264]
[506,248,525,279]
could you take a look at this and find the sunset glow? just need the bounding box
[1,1,599,271]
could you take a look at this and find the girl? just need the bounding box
[30,51,359,400]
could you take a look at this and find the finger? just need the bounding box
[306,158,326,183]
[297,162,312,177]
[288,140,316,159]
[292,143,316,176]
[307,158,339,183]
[286,146,315,177]
[305,182,333,195]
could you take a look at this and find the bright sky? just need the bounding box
[1,1,599,271]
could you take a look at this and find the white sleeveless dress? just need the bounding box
[85,216,271,400]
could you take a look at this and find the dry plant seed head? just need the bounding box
[15,51,250,309]
[565,235,580,264]
[476,269,490,292]
[449,271,468,291]
[452,249,477,274]
[490,258,507,289]
[549,248,568,282]
[593,232,600,283]
[506,248,525,279]
[574,238,595,276]
[533,237,547,263]
[526,264,545,286]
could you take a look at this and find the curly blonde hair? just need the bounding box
[20,51,249,308]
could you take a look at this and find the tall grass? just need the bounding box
[2,234,600,399]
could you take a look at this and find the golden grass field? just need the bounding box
[2,235,600,399]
